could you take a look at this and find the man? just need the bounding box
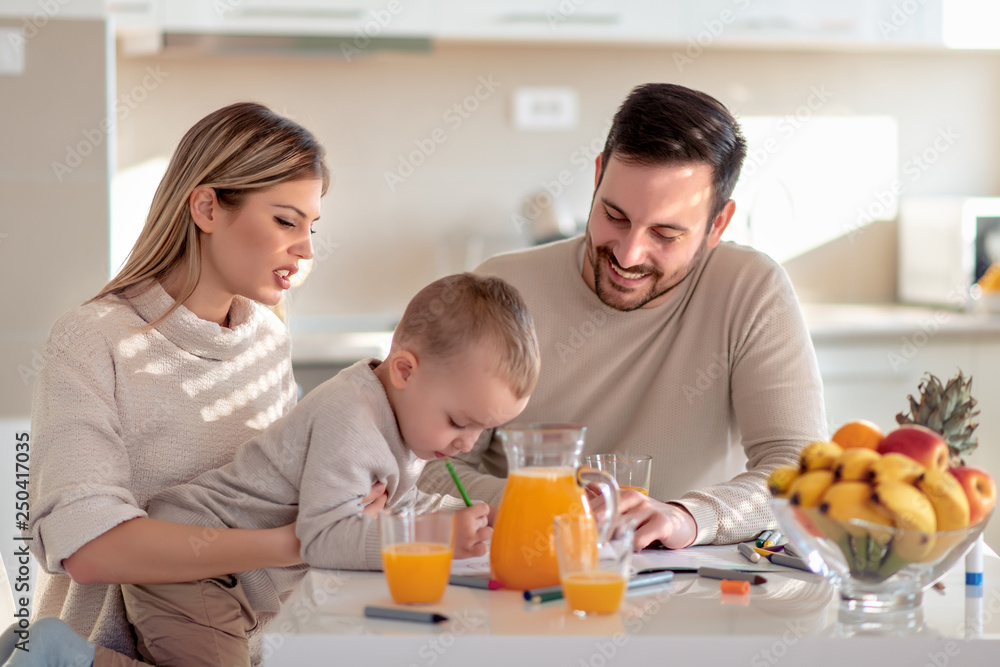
[418,83,826,549]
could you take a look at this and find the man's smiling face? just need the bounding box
[582,155,734,311]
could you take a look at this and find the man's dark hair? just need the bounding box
[599,83,747,222]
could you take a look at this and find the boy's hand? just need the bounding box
[453,503,492,559]
[361,481,388,518]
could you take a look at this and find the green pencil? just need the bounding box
[445,459,473,506]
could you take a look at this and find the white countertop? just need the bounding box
[802,303,1000,342]
[262,547,1000,667]
[289,314,396,365]
[288,303,1000,365]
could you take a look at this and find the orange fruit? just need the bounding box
[831,419,885,450]
[977,261,1000,292]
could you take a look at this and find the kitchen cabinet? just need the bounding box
[102,0,951,50]
[679,0,944,50]
[107,0,158,27]
[816,337,977,432]
[158,0,435,38]
[436,0,680,44]
[108,0,161,56]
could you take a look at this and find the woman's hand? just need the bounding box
[270,522,304,567]
[453,503,492,559]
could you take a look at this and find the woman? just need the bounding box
[22,102,363,666]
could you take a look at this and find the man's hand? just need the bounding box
[361,481,388,518]
[453,503,493,559]
[618,490,697,550]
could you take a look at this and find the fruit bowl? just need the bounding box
[771,498,991,613]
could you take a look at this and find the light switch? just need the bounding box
[0,29,25,76]
[512,87,579,131]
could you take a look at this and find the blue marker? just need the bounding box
[966,534,984,586]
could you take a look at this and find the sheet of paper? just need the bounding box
[450,544,791,577]
[631,544,783,573]
[451,552,492,576]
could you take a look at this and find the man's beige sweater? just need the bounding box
[29,282,296,660]
[419,237,827,545]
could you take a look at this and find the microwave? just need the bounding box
[898,196,1000,307]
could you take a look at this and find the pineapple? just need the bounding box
[896,371,980,465]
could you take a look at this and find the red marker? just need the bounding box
[449,575,504,590]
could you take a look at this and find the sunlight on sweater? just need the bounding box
[118,332,150,359]
[182,330,283,397]
[200,362,286,422]
[246,393,292,430]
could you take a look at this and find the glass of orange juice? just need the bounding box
[379,508,455,604]
[583,454,652,495]
[553,513,635,616]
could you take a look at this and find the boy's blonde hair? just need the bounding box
[392,273,540,399]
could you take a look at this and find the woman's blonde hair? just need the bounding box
[94,102,329,326]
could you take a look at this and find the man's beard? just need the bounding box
[586,233,708,312]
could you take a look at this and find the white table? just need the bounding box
[263,548,1000,667]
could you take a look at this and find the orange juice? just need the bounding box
[491,467,591,591]
[381,543,453,604]
[562,571,627,614]
[620,485,649,496]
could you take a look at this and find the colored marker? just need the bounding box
[364,606,448,624]
[698,567,766,585]
[525,570,675,603]
[445,460,473,507]
[755,530,773,548]
[524,584,563,603]
[737,542,761,564]
[762,531,782,548]
[768,552,815,573]
[966,534,984,586]
[628,570,675,589]
[720,579,750,595]
[449,575,504,590]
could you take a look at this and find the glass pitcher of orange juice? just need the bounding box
[490,424,619,591]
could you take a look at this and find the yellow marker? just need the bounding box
[761,531,782,549]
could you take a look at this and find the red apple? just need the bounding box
[949,466,997,525]
[877,424,950,472]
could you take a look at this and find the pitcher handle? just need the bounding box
[577,468,620,545]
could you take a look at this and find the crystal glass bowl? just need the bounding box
[771,498,990,613]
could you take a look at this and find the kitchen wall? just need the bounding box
[0,19,111,419]
[114,43,1000,321]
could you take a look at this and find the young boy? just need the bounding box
[14,273,538,667]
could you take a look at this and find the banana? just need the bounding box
[799,441,844,472]
[917,469,971,531]
[834,448,881,481]
[788,470,835,508]
[818,481,893,535]
[870,481,938,533]
[871,480,938,562]
[869,452,925,485]
[767,466,801,497]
